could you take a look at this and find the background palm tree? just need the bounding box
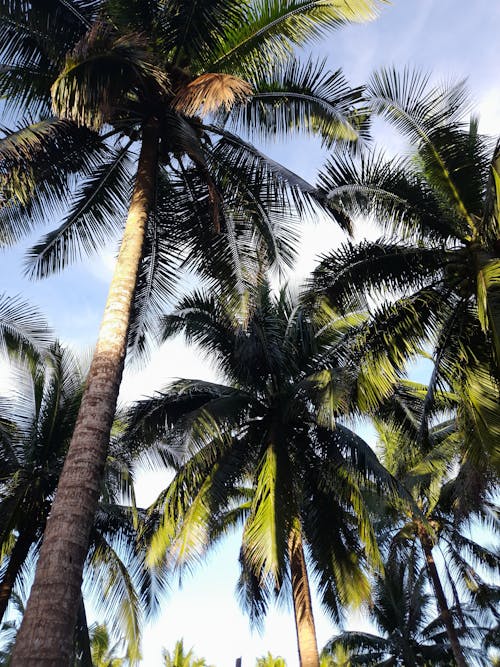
[86,623,126,667]
[0,344,168,662]
[1,1,385,659]
[162,639,212,667]
[370,379,499,667]
[124,282,400,667]
[312,68,500,471]
[256,652,287,667]
[323,555,489,666]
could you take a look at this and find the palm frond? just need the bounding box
[209,0,383,73]
[25,141,133,278]
[0,118,109,245]
[241,444,292,587]
[173,73,252,117]
[51,24,169,129]
[0,293,52,359]
[227,57,363,148]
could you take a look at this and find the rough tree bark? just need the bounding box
[12,119,160,666]
[420,531,467,667]
[289,524,320,667]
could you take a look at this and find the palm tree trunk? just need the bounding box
[11,118,160,666]
[0,528,35,623]
[420,534,467,667]
[288,524,320,667]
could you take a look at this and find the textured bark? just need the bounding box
[421,534,467,667]
[289,526,320,667]
[12,119,160,666]
[0,528,35,623]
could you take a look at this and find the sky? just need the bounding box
[1,1,499,665]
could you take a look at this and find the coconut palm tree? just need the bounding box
[370,379,499,667]
[319,644,352,667]
[162,639,212,667]
[84,623,126,667]
[311,67,500,470]
[0,344,168,662]
[256,652,286,667]
[323,555,489,666]
[124,282,401,667]
[1,1,386,659]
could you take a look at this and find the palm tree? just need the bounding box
[86,623,126,667]
[371,380,499,667]
[311,68,500,470]
[125,282,399,667]
[256,652,286,667]
[323,555,489,666]
[0,344,167,662]
[1,1,386,659]
[162,639,212,667]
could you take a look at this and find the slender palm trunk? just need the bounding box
[420,534,467,667]
[0,528,35,623]
[12,119,160,666]
[288,525,320,667]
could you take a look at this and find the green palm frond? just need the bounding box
[0,0,96,116]
[85,534,142,665]
[26,141,133,278]
[459,362,500,469]
[0,119,108,245]
[480,141,500,245]
[317,147,463,242]
[312,238,449,310]
[476,254,500,369]
[241,444,292,587]
[367,66,471,146]
[51,24,169,130]
[209,0,383,73]
[0,293,52,359]
[227,57,362,147]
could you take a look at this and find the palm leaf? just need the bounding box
[227,57,363,148]
[0,293,52,359]
[209,0,383,73]
[25,141,133,277]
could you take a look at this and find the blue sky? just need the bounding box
[1,1,499,665]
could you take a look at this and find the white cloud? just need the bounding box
[478,87,500,136]
[119,336,219,405]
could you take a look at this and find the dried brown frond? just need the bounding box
[172,73,252,118]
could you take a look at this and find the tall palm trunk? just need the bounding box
[288,524,320,667]
[420,533,467,667]
[0,528,35,623]
[12,119,160,666]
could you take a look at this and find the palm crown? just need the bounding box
[312,68,500,469]
[124,282,400,666]
[324,555,490,666]
[1,0,379,351]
